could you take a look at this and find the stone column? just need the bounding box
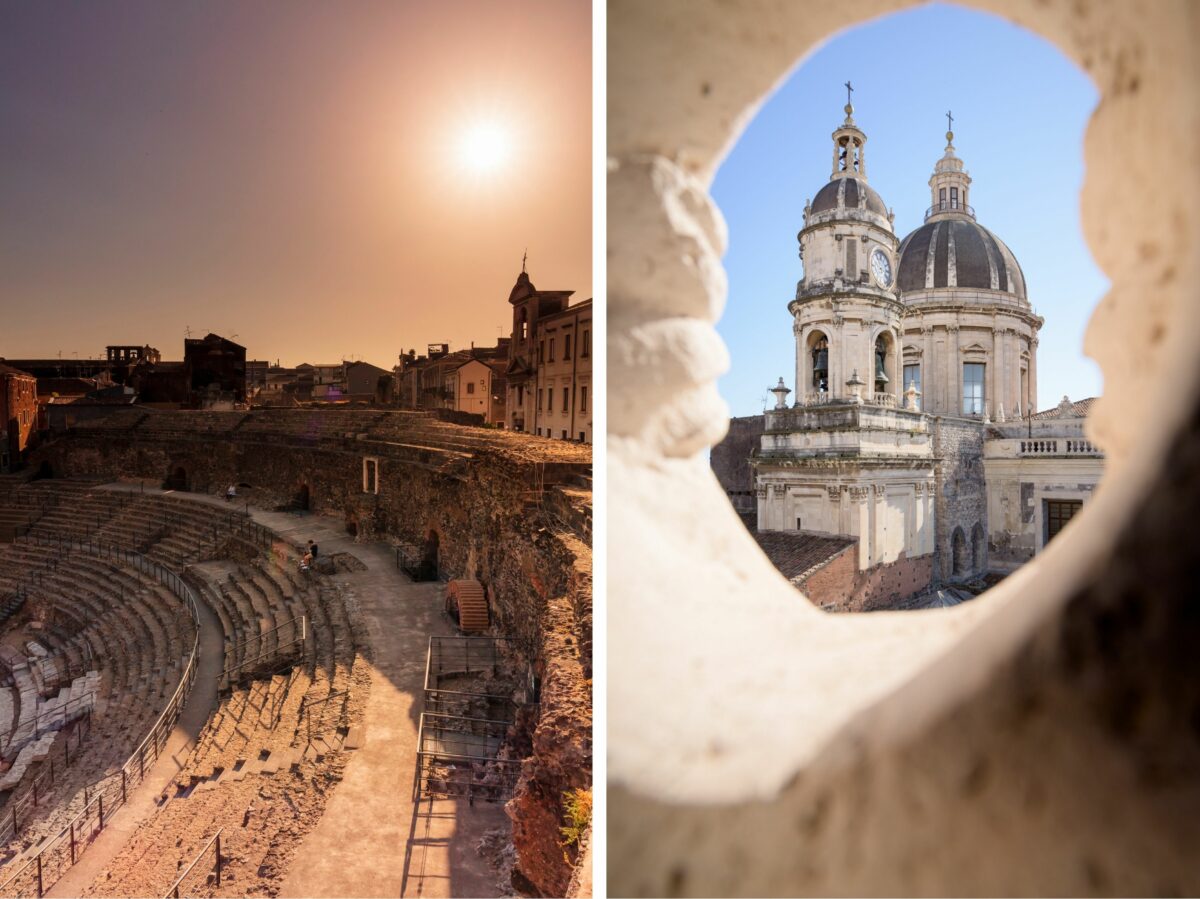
[850,486,871,569]
[1030,336,1039,413]
[922,325,935,414]
[830,314,844,401]
[1009,330,1021,417]
[794,319,805,404]
[948,325,961,414]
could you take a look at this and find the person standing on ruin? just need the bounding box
[308,539,318,559]
[226,484,237,502]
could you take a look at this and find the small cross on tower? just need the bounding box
[946,110,954,131]
[845,80,854,106]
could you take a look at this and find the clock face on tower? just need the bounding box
[870,248,893,288]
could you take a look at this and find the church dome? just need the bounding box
[896,217,1027,299]
[810,176,888,217]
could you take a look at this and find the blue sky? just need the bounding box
[712,2,1105,417]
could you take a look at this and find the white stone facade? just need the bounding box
[983,401,1104,569]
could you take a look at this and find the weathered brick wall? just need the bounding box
[799,549,933,612]
[931,417,987,582]
[710,415,764,513]
[795,545,858,608]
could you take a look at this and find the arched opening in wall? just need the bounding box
[165,466,189,492]
[807,331,829,399]
[609,3,1200,894]
[33,460,54,481]
[705,3,1104,612]
[295,483,310,512]
[345,515,358,537]
[951,527,967,578]
[971,521,985,573]
[422,530,440,581]
[872,331,896,403]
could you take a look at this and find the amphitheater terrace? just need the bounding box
[0,407,592,897]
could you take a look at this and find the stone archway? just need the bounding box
[422,529,440,581]
[951,527,967,578]
[296,483,310,512]
[609,1,1200,895]
[165,465,189,492]
[971,521,986,573]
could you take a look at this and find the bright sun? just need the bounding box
[458,121,512,173]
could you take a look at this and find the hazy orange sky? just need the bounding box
[0,1,591,368]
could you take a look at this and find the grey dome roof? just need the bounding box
[810,177,888,217]
[896,218,1026,299]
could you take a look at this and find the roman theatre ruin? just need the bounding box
[609,0,1200,895]
[0,408,591,897]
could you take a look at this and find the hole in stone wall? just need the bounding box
[706,4,1106,613]
[165,465,189,492]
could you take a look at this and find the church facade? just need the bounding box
[733,98,1103,608]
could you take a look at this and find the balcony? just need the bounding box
[924,201,976,221]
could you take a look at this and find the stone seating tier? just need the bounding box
[0,548,194,860]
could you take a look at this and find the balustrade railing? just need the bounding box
[1018,438,1101,456]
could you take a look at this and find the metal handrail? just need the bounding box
[163,828,223,898]
[924,201,976,221]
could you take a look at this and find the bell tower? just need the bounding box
[831,82,867,179]
[791,88,902,406]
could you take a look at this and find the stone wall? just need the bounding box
[932,416,987,581]
[26,411,591,895]
[709,414,763,513]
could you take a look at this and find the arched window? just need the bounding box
[952,527,967,577]
[971,522,985,573]
[811,335,829,393]
[518,309,529,342]
[874,334,890,394]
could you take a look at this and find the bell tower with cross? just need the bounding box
[830,80,868,179]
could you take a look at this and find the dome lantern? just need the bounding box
[926,112,973,221]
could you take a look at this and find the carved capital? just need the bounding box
[848,486,870,500]
[770,483,787,497]
[827,485,841,500]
